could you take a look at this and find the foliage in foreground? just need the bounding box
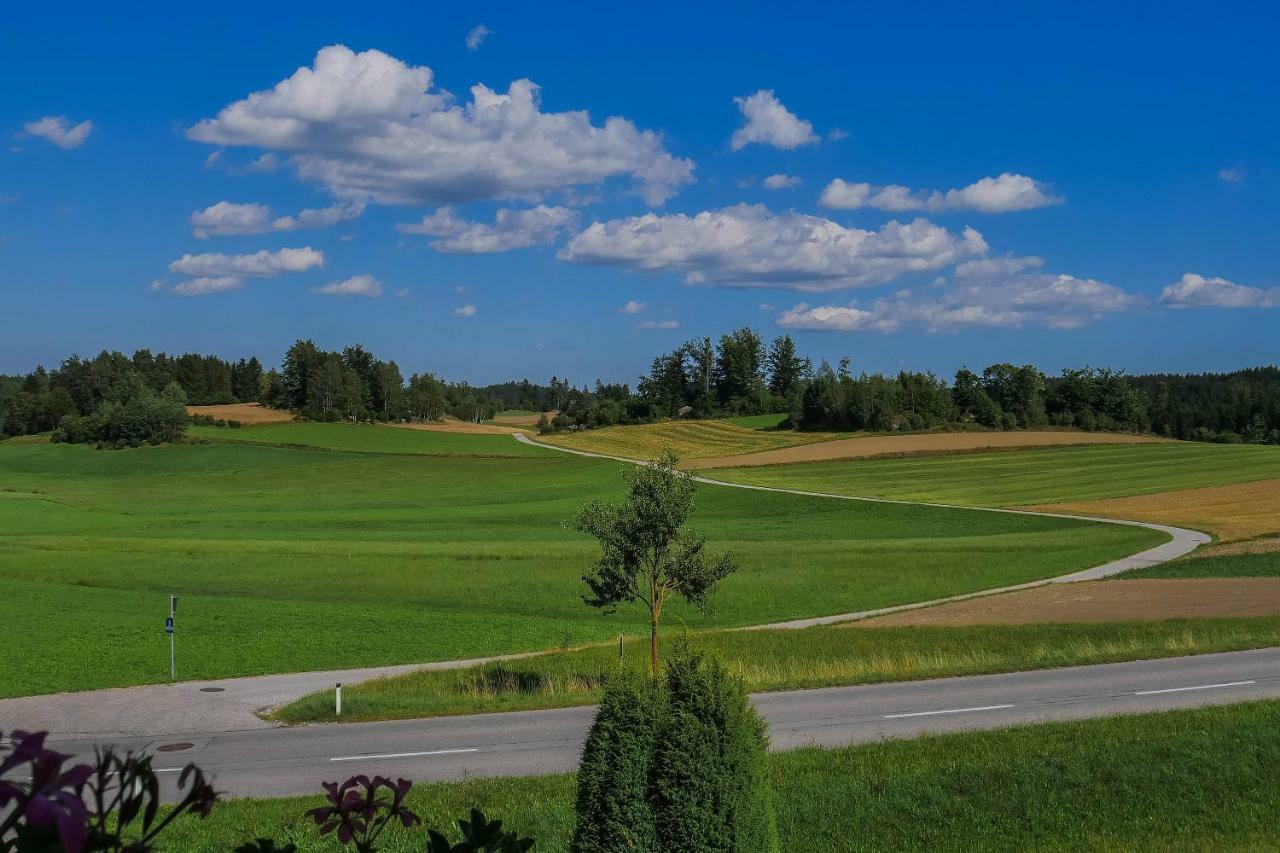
[0,731,532,853]
[573,653,777,852]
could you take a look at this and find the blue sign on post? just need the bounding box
[165,616,174,634]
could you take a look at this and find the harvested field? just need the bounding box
[539,419,840,460]
[186,403,293,424]
[1032,478,1280,542]
[855,578,1280,626]
[1192,537,1280,559]
[685,429,1165,470]
[387,416,524,435]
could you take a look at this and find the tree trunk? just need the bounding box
[649,606,660,679]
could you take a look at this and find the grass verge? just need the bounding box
[273,616,1280,723]
[168,700,1280,851]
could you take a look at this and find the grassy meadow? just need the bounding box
[0,422,1161,697]
[276,615,1280,722]
[703,442,1280,506]
[166,700,1280,851]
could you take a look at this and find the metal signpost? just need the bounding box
[166,595,177,680]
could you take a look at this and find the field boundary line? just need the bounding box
[513,432,1211,629]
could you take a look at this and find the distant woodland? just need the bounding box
[2,333,1277,447]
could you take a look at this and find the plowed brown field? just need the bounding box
[186,403,294,424]
[388,417,524,435]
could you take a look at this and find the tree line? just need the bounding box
[4,335,1279,447]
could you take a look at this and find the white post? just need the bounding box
[335,682,343,716]
[168,595,177,681]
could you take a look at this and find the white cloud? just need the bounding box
[454,304,477,317]
[826,128,849,141]
[763,173,801,190]
[777,254,1143,333]
[1218,167,1245,185]
[819,173,1062,214]
[315,273,382,298]
[188,45,693,206]
[23,116,94,149]
[396,205,578,252]
[637,320,679,330]
[191,200,363,238]
[466,24,492,51]
[1160,273,1280,309]
[172,276,245,296]
[618,300,646,314]
[730,90,818,151]
[559,204,987,292]
[169,246,324,278]
[244,153,279,173]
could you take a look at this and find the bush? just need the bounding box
[650,652,778,852]
[571,653,777,853]
[571,672,660,852]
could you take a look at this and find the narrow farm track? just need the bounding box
[0,433,1211,740]
[514,432,1211,629]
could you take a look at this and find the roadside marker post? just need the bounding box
[166,595,178,681]
[335,683,343,716]
[618,633,624,666]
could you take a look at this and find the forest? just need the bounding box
[1,333,1277,447]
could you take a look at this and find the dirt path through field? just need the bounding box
[855,578,1280,626]
[685,430,1166,469]
[186,403,294,424]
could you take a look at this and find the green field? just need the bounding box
[188,421,546,456]
[0,423,1162,697]
[704,442,1280,506]
[1123,549,1280,579]
[277,616,1280,723]
[165,701,1280,851]
[537,418,841,459]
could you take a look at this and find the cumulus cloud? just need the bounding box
[23,116,94,149]
[1218,167,1245,185]
[730,90,818,151]
[466,24,492,51]
[637,320,680,330]
[397,205,578,252]
[454,304,477,317]
[169,246,324,278]
[172,276,245,296]
[618,300,646,314]
[1160,273,1280,309]
[777,254,1143,333]
[819,173,1062,214]
[559,204,987,292]
[191,200,363,238]
[763,173,801,190]
[315,273,382,298]
[187,45,693,206]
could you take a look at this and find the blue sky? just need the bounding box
[2,1,1277,384]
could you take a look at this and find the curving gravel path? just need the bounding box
[513,431,1211,629]
[0,432,1209,738]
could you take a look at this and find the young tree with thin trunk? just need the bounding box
[574,451,737,674]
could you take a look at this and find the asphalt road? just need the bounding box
[37,647,1280,801]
